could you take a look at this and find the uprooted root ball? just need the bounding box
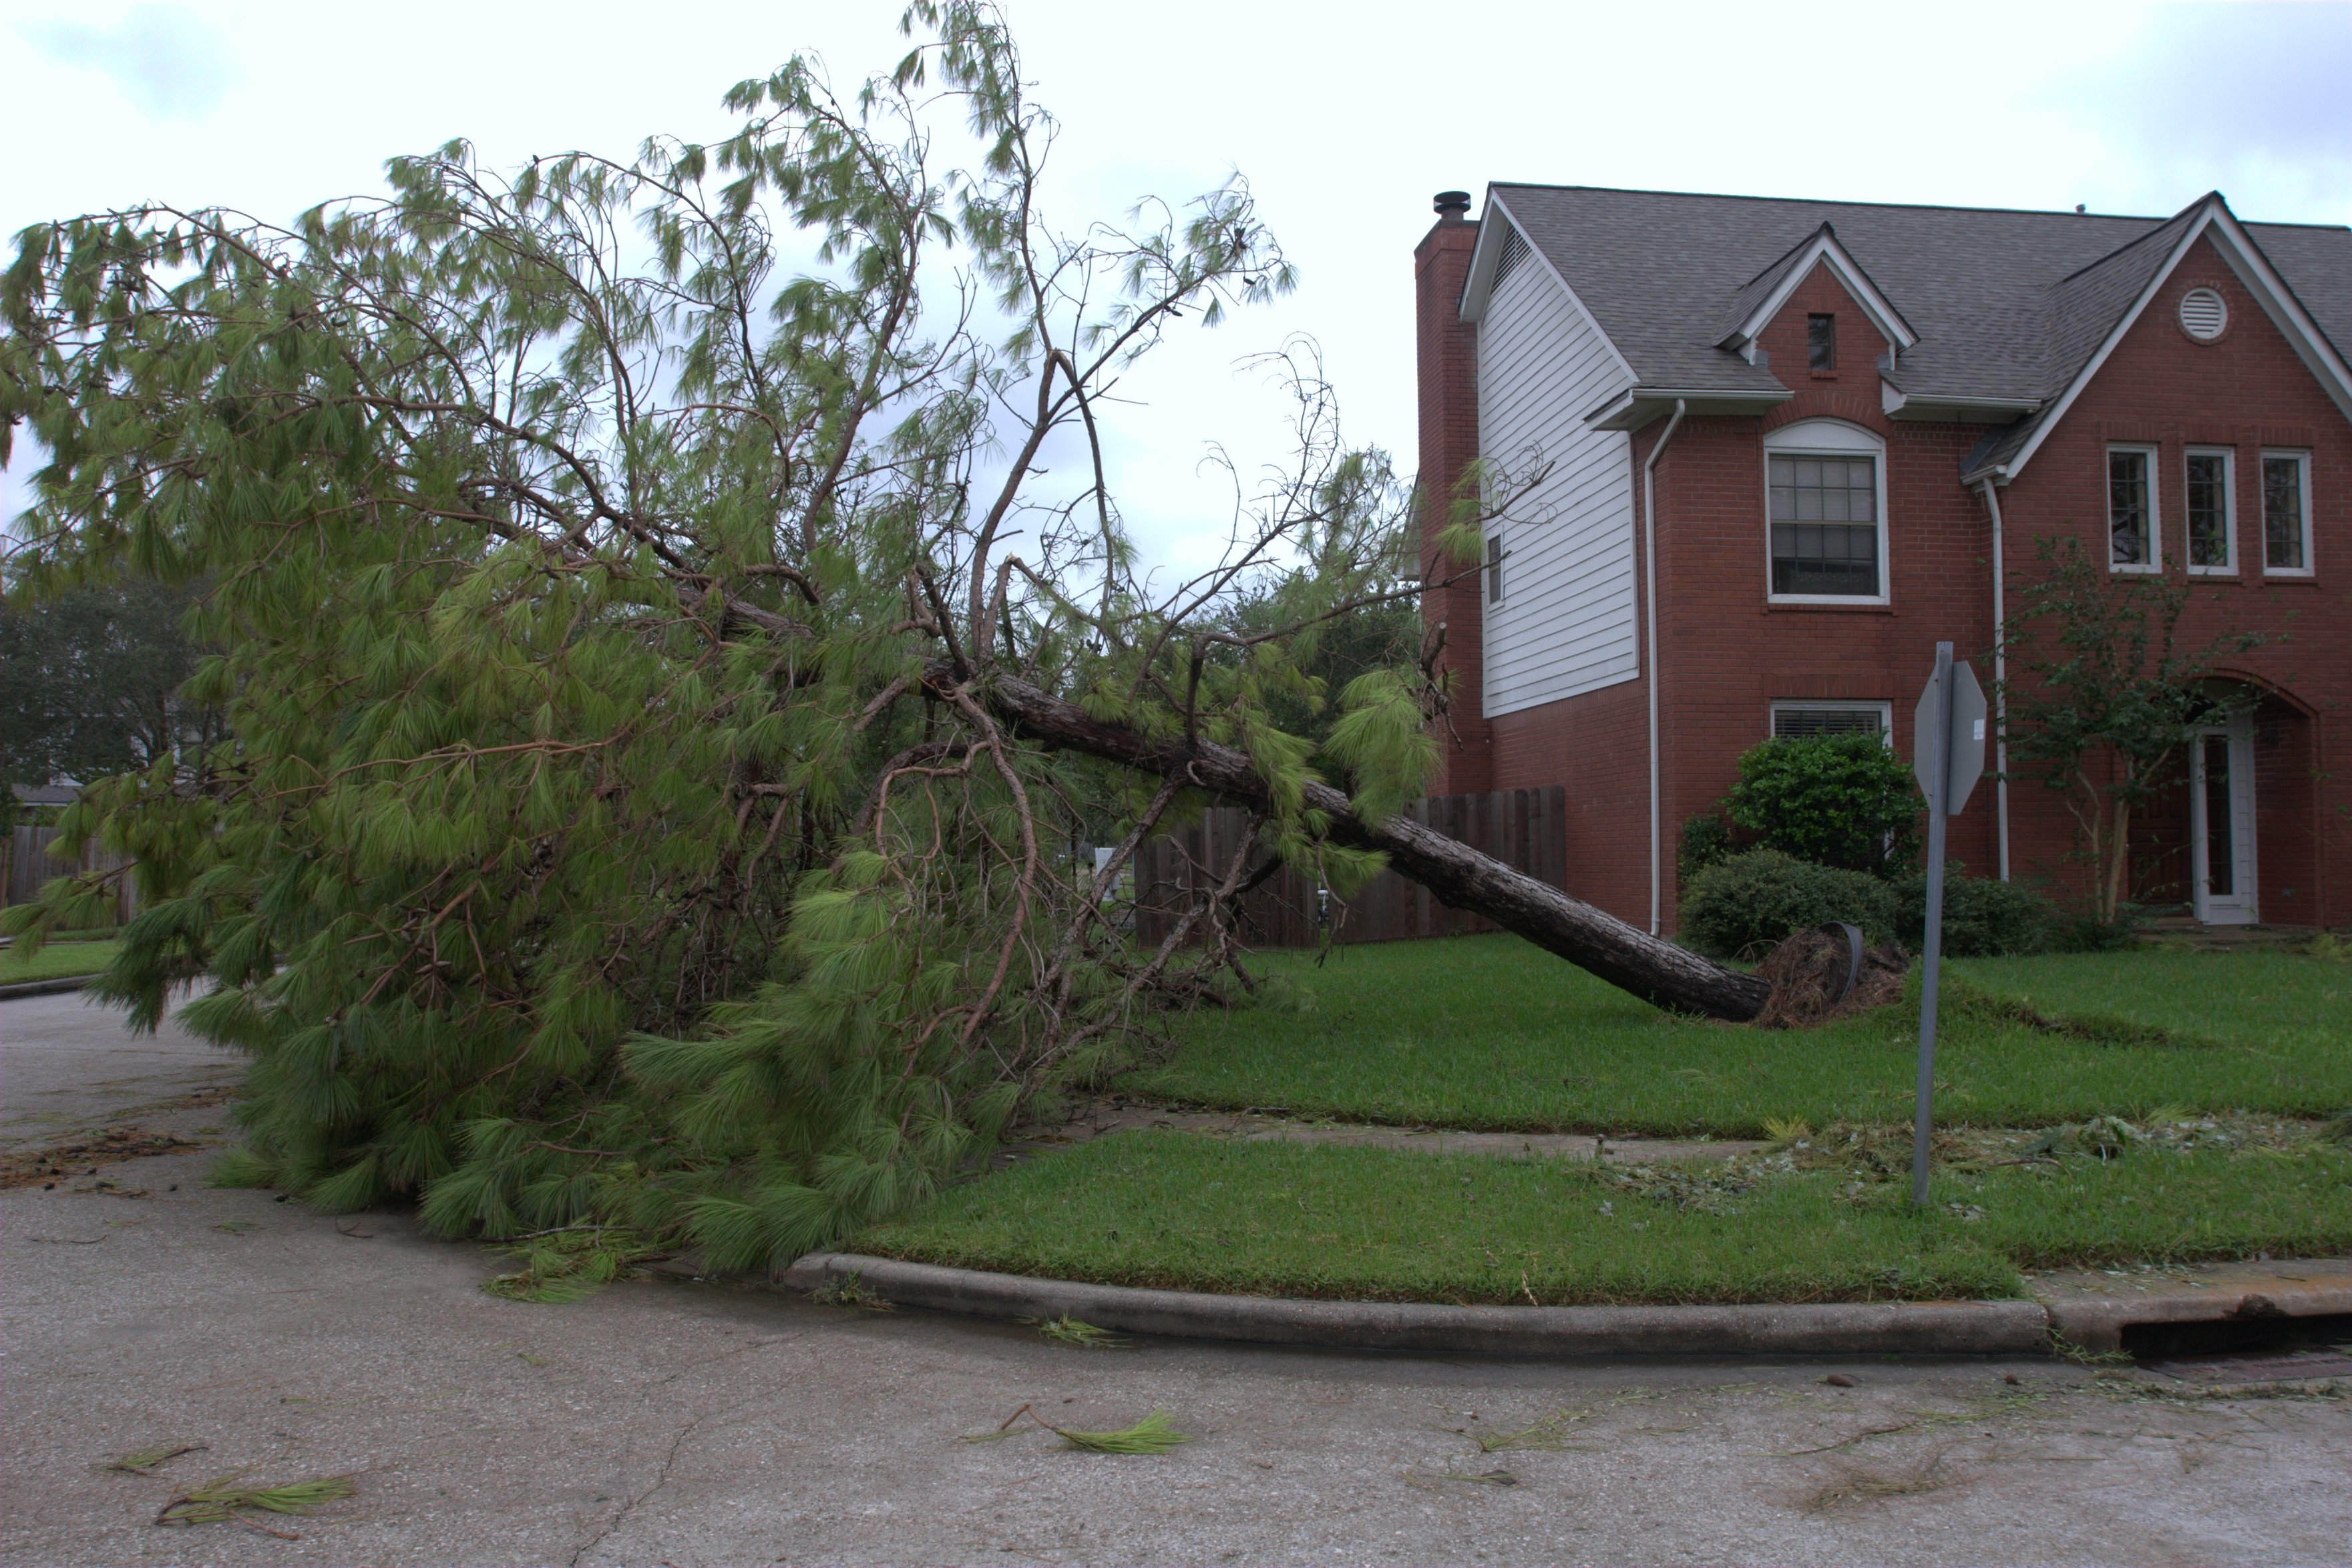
[1752,926,1908,1028]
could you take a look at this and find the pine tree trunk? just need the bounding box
[940,662,1774,1022]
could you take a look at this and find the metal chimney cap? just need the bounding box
[1433,190,1473,218]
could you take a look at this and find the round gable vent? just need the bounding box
[2179,287,2228,342]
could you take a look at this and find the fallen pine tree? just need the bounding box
[1,4,1850,1276]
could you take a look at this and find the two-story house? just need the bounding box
[1414,184,2351,934]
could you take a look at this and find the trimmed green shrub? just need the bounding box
[1893,863,2054,957]
[1726,731,1921,877]
[1678,811,1736,882]
[1680,849,1902,960]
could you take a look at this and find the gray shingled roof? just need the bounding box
[1485,184,2352,466]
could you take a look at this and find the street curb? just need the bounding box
[2034,1263,2352,1353]
[777,1253,2052,1356]
[0,975,94,1001]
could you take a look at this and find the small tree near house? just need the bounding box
[2000,536,2269,922]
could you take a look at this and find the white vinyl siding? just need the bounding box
[1476,254,1637,717]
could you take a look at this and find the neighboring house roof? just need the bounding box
[1461,184,2352,475]
[9,784,79,807]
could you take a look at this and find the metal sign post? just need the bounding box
[1911,642,1986,1207]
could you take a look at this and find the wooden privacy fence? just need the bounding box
[1131,786,1565,950]
[5,824,138,920]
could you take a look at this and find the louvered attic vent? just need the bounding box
[1492,222,1531,292]
[2178,288,2228,341]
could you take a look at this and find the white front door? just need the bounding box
[2188,715,2257,924]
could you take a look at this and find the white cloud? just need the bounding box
[19,3,232,121]
[2033,0,2352,219]
[0,0,2345,579]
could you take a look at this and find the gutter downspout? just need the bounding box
[1643,398,1688,936]
[1979,477,2011,881]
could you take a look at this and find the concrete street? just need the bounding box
[4,988,2347,1566]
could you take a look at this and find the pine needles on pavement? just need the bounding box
[969,1402,1190,1453]
[479,1227,660,1304]
[808,1269,895,1310]
[155,1473,356,1536]
[1798,1452,1961,1514]
[104,1441,206,1475]
[1027,1313,1125,1348]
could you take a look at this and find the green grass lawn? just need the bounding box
[850,936,2352,1304]
[1117,934,2352,1136]
[859,1131,2352,1306]
[1955,948,2351,1053]
[0,940,121,986]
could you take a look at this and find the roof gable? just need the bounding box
[1716,223,1918,358]
[1965,194,2352,480]
[1458,192,1638,387]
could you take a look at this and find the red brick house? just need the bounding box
[1414,185,2352,934]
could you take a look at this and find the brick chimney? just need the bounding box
[1416,190,1490,794]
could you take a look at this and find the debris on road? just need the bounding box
[103,1441,207,1475]
[1027,1314,1126,1348]
[969,1402,1191,1453]
[154,1472,355,1538]
[0,1128,199,1189]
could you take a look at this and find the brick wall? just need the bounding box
[1491,677,1650,926]
[1999,234,2350,925]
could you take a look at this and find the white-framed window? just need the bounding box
[2107,445,2160,572]
[2261,450,2313,575]
[1486,532,1505,604]
[2184,447,2234,574]
[1769,701,1894,745]
[1764,419,1887,603]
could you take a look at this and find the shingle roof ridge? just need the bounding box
[2049,197,2209,287]
[1738,221,1834,290]
[1489,180,2348,238]
[1485,180,2175,225]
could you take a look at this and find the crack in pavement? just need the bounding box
[560,1330,803,1566]
[568,1411,711,1568]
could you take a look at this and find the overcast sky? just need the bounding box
[5,0,2348,575]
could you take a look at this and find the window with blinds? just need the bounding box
[1771,706,1887,740]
